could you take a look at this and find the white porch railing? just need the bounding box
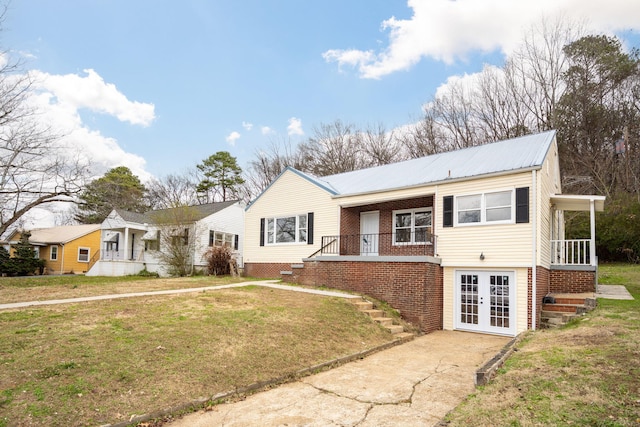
[551,239,592,265]
[101,250,143,261]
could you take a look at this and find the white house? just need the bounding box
[88,201,244,277]
[243,131,605,336]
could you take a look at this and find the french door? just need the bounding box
[456,270,515,335]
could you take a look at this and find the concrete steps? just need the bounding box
[540,293,596,328]
[352,299,414,340]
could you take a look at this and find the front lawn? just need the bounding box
[0,276,394,426]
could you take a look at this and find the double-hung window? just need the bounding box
[393,208,432,245]
[456,190,513,225]
[50,245,58,261]
[267,214,307,244]
[78,247,90,262]
[209,230,237,249]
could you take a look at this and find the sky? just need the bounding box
[5,0,640,184]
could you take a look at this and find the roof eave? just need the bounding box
[332,165,542,204]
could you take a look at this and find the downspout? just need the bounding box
[60,244,65,275]
[531,170,537,331]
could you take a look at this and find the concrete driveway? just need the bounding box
[169,331,510,427]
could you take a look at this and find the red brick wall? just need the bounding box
[528,267,551,329]
[550,268,596,293]
[340,197,434,236]
[339,197,435,256]
[244,263,292,279]
[288,260,443,334]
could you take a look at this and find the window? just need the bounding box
[50,245,58,261]
[393,208,432,244]
[209,230,236,248]
[456,190,513,225]
[266,214,308,244]
[78,247,90,262]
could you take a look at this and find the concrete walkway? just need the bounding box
[0,280,361,310]
[168,331,510,427]
[596,284,634,300]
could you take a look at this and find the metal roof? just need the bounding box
[308,130,556,197]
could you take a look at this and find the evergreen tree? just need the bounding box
[10,232,44,276]
[196,151,244,202]
[76,166,148,223]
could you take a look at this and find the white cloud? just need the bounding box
[261,126,274,135]
[226,131,241,146]
[324,0,640,79]
[287,117,304,136]
[24,69,154,181]
[242,121,253,131]
[32,68,155,126]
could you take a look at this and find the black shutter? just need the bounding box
[307,212,314,245]
[234,234,239,250]
[516,187,529,224]
[443,196,453,227]
[259,218,265,246]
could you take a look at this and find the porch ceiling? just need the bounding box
[551,194,605,212]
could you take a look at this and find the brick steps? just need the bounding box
[540,293,596,328]
[352,299,414,340]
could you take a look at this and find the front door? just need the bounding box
[456,270,515,335]
[360,211,379,256]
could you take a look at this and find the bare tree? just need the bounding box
[0,7,89,237]
[149,206,202,277]
[298,120,366,176]
[361,122,403,166]
[146,171,200,209]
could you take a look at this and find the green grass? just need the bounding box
[0,276,393,426]
[445,263,640,426]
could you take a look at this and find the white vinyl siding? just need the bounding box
[538,141,562,267]
[437,173,533,268]
[244,170,339,264]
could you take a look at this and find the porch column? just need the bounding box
[590,198,596,267]
[123,226,129,261]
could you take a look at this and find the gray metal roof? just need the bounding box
[306,130,556,197]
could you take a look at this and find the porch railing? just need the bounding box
[320,232,436,257]
[551,239,593,266]
[101,250,143,261]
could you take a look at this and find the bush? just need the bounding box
[204,246,232,276]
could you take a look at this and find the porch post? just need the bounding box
[590,198,596,267]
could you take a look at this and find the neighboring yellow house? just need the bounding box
[5,225,101,274]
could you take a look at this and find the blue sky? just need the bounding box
[5,0,640,182]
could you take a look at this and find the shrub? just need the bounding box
[204,246,232,276]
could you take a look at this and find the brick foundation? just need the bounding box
[244,263,292,279]
[283,259,443,334]
[550,268,596,293]
[528,266,551,329]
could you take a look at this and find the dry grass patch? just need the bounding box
[445,263,640,426]
[0,284,393,427]
[0,275,251,304]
